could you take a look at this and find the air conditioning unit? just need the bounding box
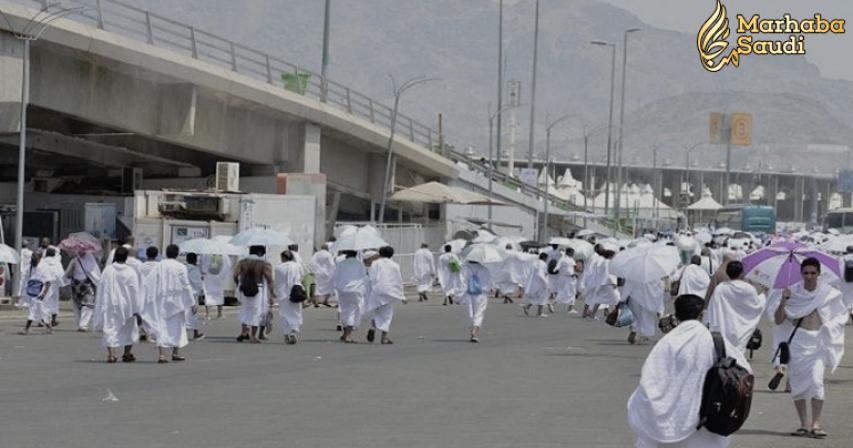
[158,193,229,219]
[215,162,240,192]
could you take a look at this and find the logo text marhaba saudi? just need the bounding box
[697,0,845,73]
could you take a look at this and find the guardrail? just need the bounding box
[15,0,440,151]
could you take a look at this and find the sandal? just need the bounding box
[768,372,785,391]
[122,354,136,363]
[366,329,375,343]
[811,429,827,439]
[107,356,118,363]
[790,428,809,437]
[381,339,394,345]
[171,355,186,361]
[158,358,169,364]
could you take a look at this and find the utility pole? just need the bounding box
[495,0,504,175]
[526,0,541,168]
[320,0,331,102]
[614,28,640,221]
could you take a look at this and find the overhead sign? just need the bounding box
[839,170,853,193]
[709,112,723,144]
[519,168,538,188]
[730,112,753,146]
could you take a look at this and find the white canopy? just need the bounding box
[557,168,581,189]
[687,194,723,211]
[390,182,507,205]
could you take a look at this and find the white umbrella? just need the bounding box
[493,237,521,252]
[714,227,733,236]
[230,228,294,247]
[819,236,853,254]
[179,238,246,256]
[463,243,506,264]
[565,239,594,260]
[548,237,574,247]
[576,229,596,238]
[0,244,20,264]
[610,245,680,283]
[334,227,388,251]
[442,239,468,253]
[472,229,497,244]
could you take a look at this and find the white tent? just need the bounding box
[750,185,765,201]
[557,168,581,189]
[687,193,723,211]
[538,169,557,188]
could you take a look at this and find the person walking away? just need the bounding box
[773,257,847,439]
[275,250,305,344]
[676,255,711,299]
[835,245,853,321]
[623,277,665,345]
[554,248,578,313]
[39,247,64,328]
[202,253,232,319]
[706,261,767,353]
[65,250,102,332]
[437,244,463,305]
[310,244,336,308]
[413,243,436,302]
[333,250,367,343]
[139,245,196,363]
[523,253,550,317]
[364,246,405,344]
[627,294,750,447]
[92,247,140,363]
[460,259,493,342]
[15,241,33,308]
[184,253,205,341]
[233,245,274,343]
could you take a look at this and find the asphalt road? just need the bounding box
[0,294,851,448]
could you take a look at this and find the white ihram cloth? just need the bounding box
[676,265,711,298]
[623,279,664,337]
[26,262,62,324]
[460,263,493,328]
[413,248,436,293]
[39,256,66,315]
[437,252,464,298]
[584,255,620,307]
[495,251,537,295]
[310,250,336,296]
[139,259,195,349]
[781,282,847,401]
[365,258,404,333]
[333,257,367,328]
[237,282,269,327]
[17,248,33,303]
[202,254,232,306]
[706,280,767,353]
[554,257,577,305]
[275,261,305,334]
[627,320,750,448]
[523,260,550,306]
[185,264,203,331]
[92,263,140,348]
[764,290,791,368]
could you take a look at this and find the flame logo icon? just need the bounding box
[698,0,740,72]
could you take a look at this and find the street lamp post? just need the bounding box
[377,75,439,222]
[320,0,331,102]
[0,4,93,296]
[495,0,504,175]
[542,114,574,242]
[614,28,640,222]
[488,103,515,230]
[526,0,541,168]
[590,40,617,217]
[683,142,705,229]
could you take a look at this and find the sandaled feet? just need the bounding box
[628,331,637,345]
[107,356,118,363]
[470,336,480,343]
[122,353,136,363]
[236,335,248,342]
[380,339,394,345]
[790,428,809,437]
[811,428,827,439]
[171,355,186,362]
[158,358,169,364]
[366,329,375,343]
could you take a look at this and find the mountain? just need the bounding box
[131,0,853,173]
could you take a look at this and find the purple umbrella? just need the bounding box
[742,240,841,289]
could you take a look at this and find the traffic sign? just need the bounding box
[730,113,753,146]
[839,170,853,193]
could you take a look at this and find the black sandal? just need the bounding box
[366,329,375,343]
[790,428,809,437]
[768,371,785,390]
[811,429,827,439]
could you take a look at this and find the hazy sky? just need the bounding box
[598,0,853,81]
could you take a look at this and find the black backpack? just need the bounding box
[289,284,307,303]
[844,259,853,282]
[547,259,559,275]
[698,332,754,436]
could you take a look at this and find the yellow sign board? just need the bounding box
[709,113,723,144]
[730,113,753,146]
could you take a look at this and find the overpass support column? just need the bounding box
[158,84,197,136]
[793,177,805,223]
[303,123,322,173]
[767,175,778,210]
[0,32,25,133]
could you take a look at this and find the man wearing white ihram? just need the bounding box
[622,277,665,345]
[772,257,847,440]
[413,243,436,302]
[553,247,578,313]
[364,246,405,345]
[437,244,463,306]
[522,253,550,317]
[140,244,197,364]
[676,255,711,299]
[310,243,336,307]
[332,250,367,343]
[628,294,750,448]
[275,250,305,345]
[202,253,232,319]
[705,260,766,354]
[92,247,140,363]
[460,258,492,342]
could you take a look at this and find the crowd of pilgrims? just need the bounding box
[13,229,853,445]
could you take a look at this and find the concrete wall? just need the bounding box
[0,32,23,133]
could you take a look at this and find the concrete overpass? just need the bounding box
[0,0,459,227]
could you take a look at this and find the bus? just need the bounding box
[823,208,853,234]
[713,205,776,234]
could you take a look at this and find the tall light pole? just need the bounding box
[614,28,640,222]
[526,0,541,168]
[320,0,331,102]
[377,75,439,222]
[542,114,574,242]
[488,102,515,229]
[683,142,705,228]
[0,4,93,296]
[495,0,504,175]
[590,40,617,217]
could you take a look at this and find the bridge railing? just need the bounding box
[16,0,441,152]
